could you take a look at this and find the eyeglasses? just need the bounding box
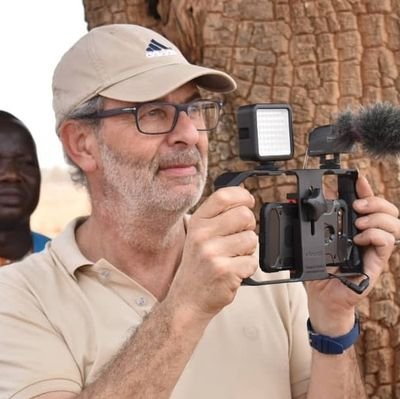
[80,99,223,135]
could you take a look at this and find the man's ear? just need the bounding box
[58,120,99,173]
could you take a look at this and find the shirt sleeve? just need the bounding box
[0,279,82,398]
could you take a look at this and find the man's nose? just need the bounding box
[0,161,22,182]
[167,111,201,146]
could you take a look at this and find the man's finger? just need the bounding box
[355,174,374,199]
[194,187,255,219]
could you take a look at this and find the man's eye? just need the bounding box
[148,108,165,117]
[140,106,167,120]
[190,105,201,114]
[18,159,37,168]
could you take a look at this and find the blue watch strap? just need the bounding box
[307,315,360,354]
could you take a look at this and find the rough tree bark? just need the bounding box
[82,1,400,397]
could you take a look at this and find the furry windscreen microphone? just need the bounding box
[333,102,400,158]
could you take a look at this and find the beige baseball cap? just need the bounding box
[52,24,237,128]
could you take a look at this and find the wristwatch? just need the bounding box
[307,315,360,354]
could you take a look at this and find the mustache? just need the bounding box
[157,148,204,169]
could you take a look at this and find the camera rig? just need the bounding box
[215,104,369,294]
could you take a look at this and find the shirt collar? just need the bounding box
[48,217,93,279]
[49,214,192,279]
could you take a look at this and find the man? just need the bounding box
[0,111,49,267]
[0,24,399,399]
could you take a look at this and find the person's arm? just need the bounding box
[39,300,211,399]
[304,347,365,398]
[295,350,363,399]
[303,175,400,399]
[15,187,259,399]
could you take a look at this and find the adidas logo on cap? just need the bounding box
[145,39,177,58]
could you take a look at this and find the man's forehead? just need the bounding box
[0,128,36,155]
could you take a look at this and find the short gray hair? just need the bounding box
[58,96,104,187]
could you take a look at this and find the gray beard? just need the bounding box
[97,140,207,248]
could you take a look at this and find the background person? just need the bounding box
[0,111,50,266]
[0,24,399,399]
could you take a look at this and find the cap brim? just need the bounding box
[99,63,236,102]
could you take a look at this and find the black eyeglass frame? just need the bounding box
[79,99,224,135]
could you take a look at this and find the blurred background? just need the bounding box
[30,169,90,237]
[0,1,89,237]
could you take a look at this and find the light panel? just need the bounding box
[256,108,292,158]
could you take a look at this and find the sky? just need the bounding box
[0,1,88,169]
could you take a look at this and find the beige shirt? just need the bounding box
[0,218,311,399]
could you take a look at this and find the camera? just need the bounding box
[215,104,368,293]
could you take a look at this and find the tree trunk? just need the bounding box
[82,1,400,397]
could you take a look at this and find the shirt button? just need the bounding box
[99,269,110,279]
[135,297,147,306]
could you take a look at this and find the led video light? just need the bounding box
[237,104,294,162]
[256,107,292,158]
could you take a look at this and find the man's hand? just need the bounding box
[166,186,258,322]
[306,174,400,336]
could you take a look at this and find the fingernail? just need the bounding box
[356,216,369,226]
[355,199,368,209]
